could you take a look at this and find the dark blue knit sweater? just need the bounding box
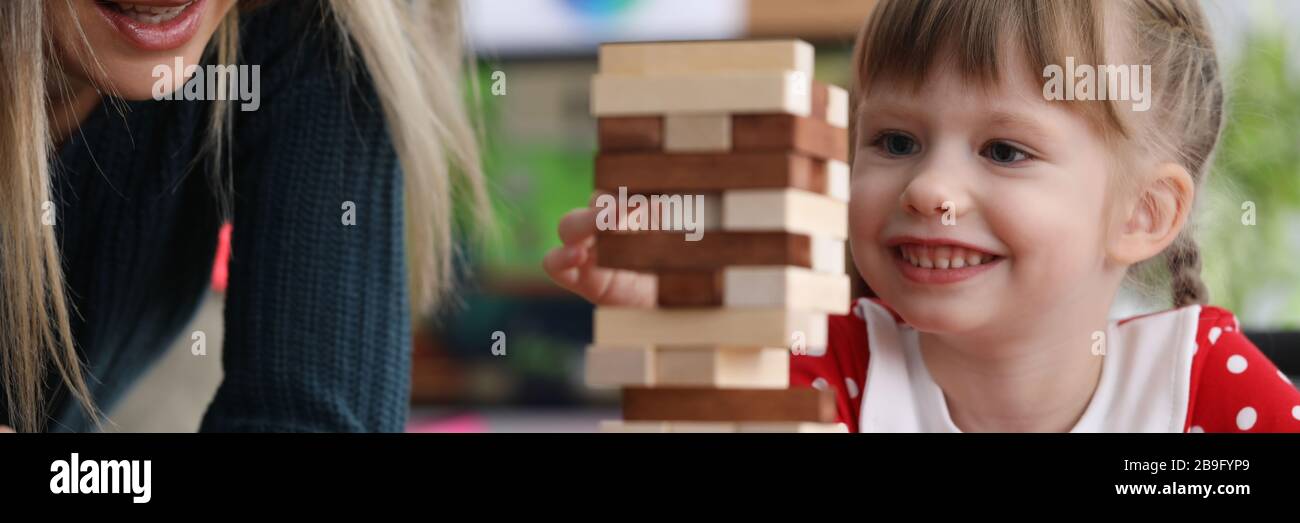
[16,2,411,432]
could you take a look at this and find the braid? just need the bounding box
[1166,236,1209,307]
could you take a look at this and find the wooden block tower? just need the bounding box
[587,40,850,433]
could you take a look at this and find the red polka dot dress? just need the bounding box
[792,298,1300,432]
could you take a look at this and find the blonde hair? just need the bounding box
[0,0,489,432]
[852,0,1224,309]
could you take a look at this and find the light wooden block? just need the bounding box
[723,266,850,314]
[655,267,848,312]
[598,40,814,77]
[594,307,827,349]
[591,71,812,117]
[722,188,847,239]
[736,422,849,433]
[812,235,845,274]
[655,347,789,389]
[826,85,849,128]
[827,160,849,202]
[664,114,731,152]
[584,345,654,388]
[599,420,670,433]
[585,345,789,389]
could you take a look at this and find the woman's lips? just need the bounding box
[93,0,207,52]
[891,244,1005,285]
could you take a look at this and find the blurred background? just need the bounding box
[106,0,1300,432]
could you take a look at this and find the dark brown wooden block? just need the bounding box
[622,387,837,423]
[594,152,829,195]
[598,116,662,151]
[732,114,847,161]
[596,231,811,271]
[657,270,723,307]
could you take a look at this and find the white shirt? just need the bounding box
[855,299,1201,432]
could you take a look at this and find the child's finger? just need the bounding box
[557,208,597,246]
[542,245,582,277]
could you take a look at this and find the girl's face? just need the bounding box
[850,47,1124,335]
[48,0,238,100]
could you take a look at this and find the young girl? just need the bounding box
[544,0,1300,432]
[1,0,488,432]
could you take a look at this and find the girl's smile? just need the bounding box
[888,237,1007,285]
[93,0,208,51]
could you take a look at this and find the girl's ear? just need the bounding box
[1107,162,1195,265]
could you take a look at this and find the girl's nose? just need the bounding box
[899,157,972,221]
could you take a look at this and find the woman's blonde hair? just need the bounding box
[852,0,1224,309]
[1,0,489,432]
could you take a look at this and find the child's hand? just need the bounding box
[543,205,656,307]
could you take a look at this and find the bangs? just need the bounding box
[853,0,1124,135]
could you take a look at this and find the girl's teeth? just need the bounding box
[899,244,996,269]
[112,2,191,24]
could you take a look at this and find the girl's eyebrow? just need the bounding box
[855,102,924,126]
[985,110,1056,139]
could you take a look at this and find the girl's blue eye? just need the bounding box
[983,141,1030,164]
[874,132,919,157]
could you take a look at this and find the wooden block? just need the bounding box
[598,40,814,77]
[722,188,848,239]
[599,420,848,433]
[599,420,670,433]
[598,116,662,150]
[731,114,848,161]
[591,71,811,117]
[736,422,849,433]
[827,160,849,202]
[598,231,844,274]
[595,152,834,199]
[657,271,722,307]
[584,345,654,388]
[622,387,837,423]
[747,0,879,40]
[812,235,845,274]
[596,231,810,270]
[597,114,846,160]
[594,307,827,348]
[826,85,849,128]
[600,190,722,234]
[667,422,737,433]
[656,267,848,312]
[655,347,789,389]
[810,81,828,122]
[664,114,731,152]
[599,230,810,271]
[723,266,850,314]
[586,345,789,388]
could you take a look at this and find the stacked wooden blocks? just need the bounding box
[587,40,850,433]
